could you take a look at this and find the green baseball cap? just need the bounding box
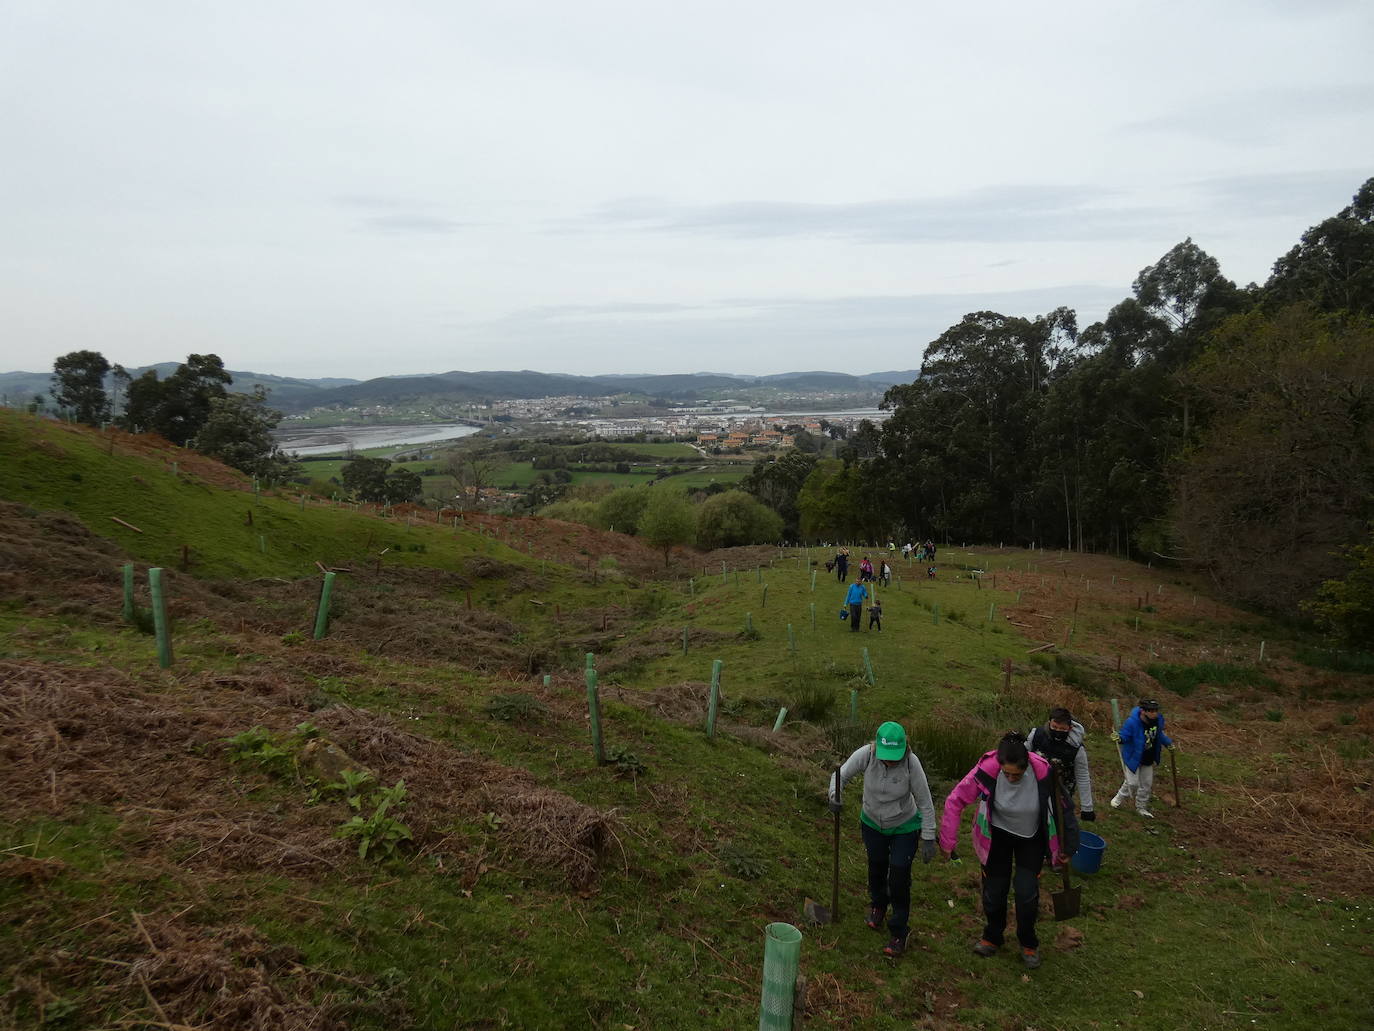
[875,721,907,760]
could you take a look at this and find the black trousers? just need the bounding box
[849,603,862,631]
[981,827,1047,949]
[860,822,918,939]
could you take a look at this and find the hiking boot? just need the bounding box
[1109,796,1124,810]
[865,906,885,931]
[1137,808,1154,819]
[882,936,907,958]
[1021,948,1042,969]
[972,939,999,958]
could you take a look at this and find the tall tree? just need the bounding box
[118,354,232,445]
[50,350,111,426]
[192,386,297,483]
[1172,305,1374,611]
[1266,177,1374,316]
[639,487,696,567]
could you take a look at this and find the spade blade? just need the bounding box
[803,897,832,925]
[1051,884,1081,921]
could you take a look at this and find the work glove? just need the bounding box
[1080,810,1096,822]
[920,838,936,864]
[1110,730,1122,744]
[1167,742,1178,751]
[827,800,843,815]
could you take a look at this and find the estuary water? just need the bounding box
[275,423,481,457]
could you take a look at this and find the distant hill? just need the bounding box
[2,362,911,413]
[0,365,359,408]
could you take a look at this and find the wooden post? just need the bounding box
[682,627,689,655]
[762,584,769,608]
[148,567,173,668]
[585,667,604,764]
[745,612,753,634]
[1002,658,1011,693]
[122,563,135,623]
[706,660,722,740]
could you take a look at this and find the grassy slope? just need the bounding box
[0,410,1371,1031]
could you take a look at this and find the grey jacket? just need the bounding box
[829,744,937,838]
[1026,720,1095,812]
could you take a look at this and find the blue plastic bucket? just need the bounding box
[1071,831,1106,875]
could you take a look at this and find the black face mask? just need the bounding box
[1049,729,1069,743]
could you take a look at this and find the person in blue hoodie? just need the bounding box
[1110,698,1174,819]
[844,577,870,632]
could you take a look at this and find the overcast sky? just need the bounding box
[3,1,1371,381]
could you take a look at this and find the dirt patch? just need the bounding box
[311,706,619,888]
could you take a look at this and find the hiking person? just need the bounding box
[868,597,883,631]
[879,560,892,587]
[835,548,849,583]
[1026,707,1093,855]
[827,721,937,958]
[939,731,1067,969]
[844,577,869,632]
[1110,698,1174,819]
[859,555,874,582]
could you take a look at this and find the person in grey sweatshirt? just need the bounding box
[1026,707,1093,857]
[827,721,937,958]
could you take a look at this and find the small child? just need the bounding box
[868,598,883,631]
[926,565,937,579]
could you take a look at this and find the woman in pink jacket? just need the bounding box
[938,731,1066,970]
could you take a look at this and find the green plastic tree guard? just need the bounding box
[682,627,689,654]
[147,567,173,668]
[762,584,768,608]
[933,602,940,625]
[809,602,815,631]
[706,659,722,740]
[122,563,135,623]
[773,707,788,732]
[758,921,802,1031]
[862,648,875,685]
[810,569,816,592]
[787,624,796,653]
[849,688,859,721]
[746,612,753,633]
[313,571,336,640]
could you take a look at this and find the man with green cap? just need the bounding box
[827,721,937,957]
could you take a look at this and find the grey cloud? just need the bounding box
[1186,169,1368,218]
[582,185,1172,244]
[364,213,467,234]
[1121,83,1374,145]
[464,284,1128,367]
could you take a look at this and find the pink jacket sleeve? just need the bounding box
[938,766,982,853]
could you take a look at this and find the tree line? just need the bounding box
[738,179,1374,641]
[45,352,297,483]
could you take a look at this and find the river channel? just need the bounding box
[274,423,481,457]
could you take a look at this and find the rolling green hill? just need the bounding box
[1,409,1370,1031]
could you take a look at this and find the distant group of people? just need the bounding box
[901,539,937,563]
[827,701,1176,967]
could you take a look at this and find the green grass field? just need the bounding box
[1,409,1370,1031]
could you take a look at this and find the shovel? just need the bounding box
[804,765,842,926]
[1049,769,1081,921]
